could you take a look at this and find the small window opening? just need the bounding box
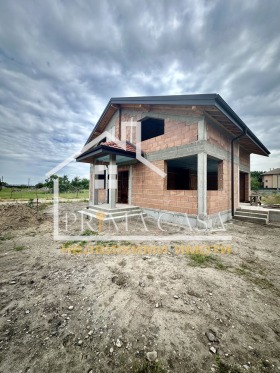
[140,117,164,142]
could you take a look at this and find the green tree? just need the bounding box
[251,176,261,190]
[59,175,70,192]
[250,171,264,190]
[44,175,59,190]
[80,178,89,189]
[251,171,263,184]
[71,176,81,188]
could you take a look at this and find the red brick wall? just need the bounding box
[140,119,197,153]
[132,160,198,215]
[114,111,198,152]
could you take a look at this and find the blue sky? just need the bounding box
[0,0,279,184]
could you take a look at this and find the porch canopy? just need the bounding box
[76,141,138,209]
[76,141,137,165]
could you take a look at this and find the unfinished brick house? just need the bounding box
[76,94,270,226]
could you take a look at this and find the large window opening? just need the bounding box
[207,156,223,190]
[140,117,164,142]
[167,156,197,190]
[166,155,223,191]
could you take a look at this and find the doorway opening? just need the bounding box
[239,171,249,202]
[117,171,129,203]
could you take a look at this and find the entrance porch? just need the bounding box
[76,140,138,210]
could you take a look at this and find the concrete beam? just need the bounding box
[147,139,242,165]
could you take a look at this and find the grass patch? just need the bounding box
[63,240,87,247]
[126,361,166,373]
[0,234,13,241]
[215,357,241,373]
[0,188,89,200]
[262,193,280,205]
[235,267,247,276]
[14,245,29,251]
[95,240,118,246]
[235,266,280,296]
[119,241,133,246]
[188,253,228,270]
[189,254,217,266]
[81,229,98,236]
[252,277,277,291]
[215,261,227,270]
[63,241,77,248]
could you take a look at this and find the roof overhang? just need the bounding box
[85,94,270,157]
[76,144,137,165]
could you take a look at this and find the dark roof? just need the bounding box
[85,94,270,156]
[262,168,280,175]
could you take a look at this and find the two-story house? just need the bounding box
[262,168,280,189]
[76,94,269,226]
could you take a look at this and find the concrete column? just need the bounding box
[197,117,207,141]
[105,167,109,203]
[128,165,132,205]
[89,162,98,205]
[108,154,117,209]
[197,152,207,218]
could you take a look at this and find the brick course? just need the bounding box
[132,161,198,215]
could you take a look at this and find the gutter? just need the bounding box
[231,129,247,217]
[118,106,122,140]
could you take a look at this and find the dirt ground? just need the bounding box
[0,202,279,373]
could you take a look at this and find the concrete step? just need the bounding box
[87,207,142,218]
[236,208,268,216]
[79,209,146,221]
[233,215,267,224]
[89,205,139,213]
[235,211,268,219]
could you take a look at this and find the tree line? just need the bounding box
[0,175,89,192]
[36,175,89,192]
[0,171,267,191]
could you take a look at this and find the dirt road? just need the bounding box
[0,203,279,372]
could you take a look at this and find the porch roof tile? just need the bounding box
[100,141,136,153]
